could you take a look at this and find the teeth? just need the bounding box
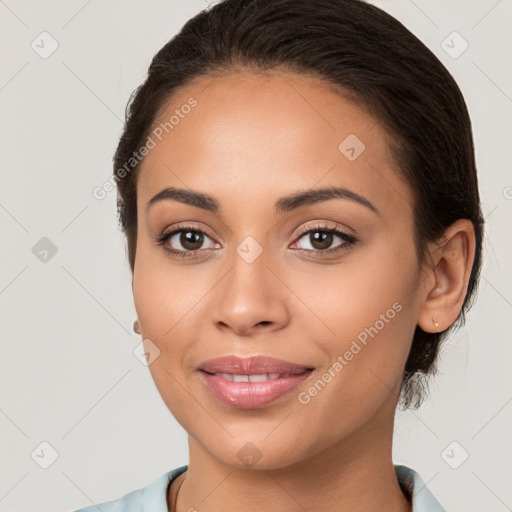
[246,374,267,382]
[214,373,286,382]
[233,374,249,383]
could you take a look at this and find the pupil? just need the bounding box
[181,230,203,250]
[311,231,332,250]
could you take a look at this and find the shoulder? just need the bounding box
[394,464,447,512]
[70,465,188,512]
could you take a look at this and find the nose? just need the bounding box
[211,247,290,337]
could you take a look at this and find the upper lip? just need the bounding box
[199,355,313,375]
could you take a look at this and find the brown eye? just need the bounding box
[177,230,204,251]
[291,225,358,256]
[295,229,346,252]
[156,225,219,258]
[308,231,334,250]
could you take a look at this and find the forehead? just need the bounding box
[137,70,411,221]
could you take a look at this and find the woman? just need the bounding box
[73,0,483,510]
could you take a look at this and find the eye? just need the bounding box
[155,222,358,260]
[155,224,219,258]
[291,224,358,255]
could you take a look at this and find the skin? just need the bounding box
[131,69,476,512]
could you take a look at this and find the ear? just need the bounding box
[417,219,476,333]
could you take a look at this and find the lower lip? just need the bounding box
[199,371,313,409]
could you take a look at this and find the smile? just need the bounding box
[210,372,299,382]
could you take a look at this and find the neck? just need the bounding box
[172,398,411,512]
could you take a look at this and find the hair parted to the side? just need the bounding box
[113,0,484,410]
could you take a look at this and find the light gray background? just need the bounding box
[0,1,511,511]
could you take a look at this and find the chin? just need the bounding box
[202,436,312,472]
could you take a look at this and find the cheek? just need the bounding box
[287,268,419,455]
[132,236,211,339]
[290,233,420,345]
[132,243,216,404]
[132,252,202,421]
[290,237,420,402]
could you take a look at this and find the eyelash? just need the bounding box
[155,223,358,259]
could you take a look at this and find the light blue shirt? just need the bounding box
[72,464,446,511]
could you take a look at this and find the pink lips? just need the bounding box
[198,355,314,409]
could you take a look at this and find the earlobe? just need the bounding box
[417,219,476,333]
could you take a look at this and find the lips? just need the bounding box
[199,355,312,375]
[212,372,295,382]
[198,355,314,409]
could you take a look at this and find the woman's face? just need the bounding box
[132,70,427,469]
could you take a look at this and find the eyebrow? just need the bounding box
[146,185,379,216]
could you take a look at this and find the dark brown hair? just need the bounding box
[114,0,484,409]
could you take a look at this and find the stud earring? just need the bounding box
[133,319,141,335]
[432,317,439,329]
